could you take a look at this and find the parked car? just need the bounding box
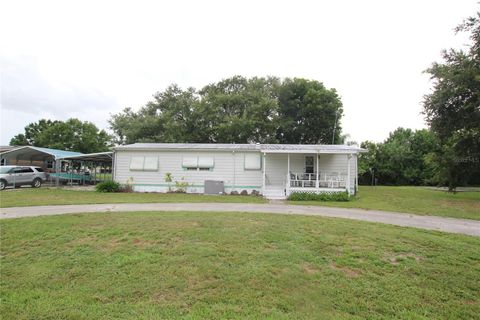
[0,166,47,190]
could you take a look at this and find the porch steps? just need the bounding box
[263,187,287,200]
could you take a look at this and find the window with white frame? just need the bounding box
[143,156,159,171]
[182,156,198,169]
[182,155,214,171]
[244,153,261,170]
[198,156,214,169]
[129,156,159,171]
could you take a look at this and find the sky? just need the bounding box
[0,0,477,145]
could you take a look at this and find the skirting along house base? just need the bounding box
[113,143,366,200]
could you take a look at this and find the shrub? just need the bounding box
[174,180,189,193]
[288,191,351,202]
[119,184,134,193]
[95,181,121,193]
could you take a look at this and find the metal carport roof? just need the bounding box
[0,146,83,161]
[58,151,113,163]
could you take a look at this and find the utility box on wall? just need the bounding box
[204,180,224,195]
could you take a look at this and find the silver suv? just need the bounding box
[0,166,47,190]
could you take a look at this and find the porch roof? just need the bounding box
[260,144,365,154]
[115,143,365,154]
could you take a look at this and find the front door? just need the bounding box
[305,156,314,174]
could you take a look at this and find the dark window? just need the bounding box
[305,156,314,174]
[34,167,44,172]
[21,167,34,173]
[12,168,23,174]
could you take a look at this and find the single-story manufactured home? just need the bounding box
[113,143,366,199]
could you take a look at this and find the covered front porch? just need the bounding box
[260,146,359,199]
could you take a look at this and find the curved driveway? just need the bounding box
[1,203,479,237]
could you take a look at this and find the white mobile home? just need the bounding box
[113,143,365,199]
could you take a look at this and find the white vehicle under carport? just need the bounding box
[0,166,47,190]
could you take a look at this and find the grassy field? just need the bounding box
[1,211,479,319]
[1,186,479,221]
[0,188,266,207]
[290,186,480,220]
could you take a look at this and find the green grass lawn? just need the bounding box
[1,211,479,319]
[290,186,480,220]
[1,186,479,221]
[0,188,266,207]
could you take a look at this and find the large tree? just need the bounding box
[109,85,201,144]
[10,119,60,146]
[109,76,343,145]
[358,128,438,186]
[276,78,343,144]
[198,76,280,143]
[10,118,112,153]
[423,12,480,189]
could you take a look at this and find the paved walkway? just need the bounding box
[1,203,479,236]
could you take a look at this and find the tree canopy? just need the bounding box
[358,128,438,186]
[10,118,113,153]
[109,76,343,145]
[422,12,480,189]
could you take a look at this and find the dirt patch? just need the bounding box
[386,253,422,265]
[132,238,156,248]
[330,262,361,278]
[67,235,98,247]
[101,238,123,252]
[301,262,320,274]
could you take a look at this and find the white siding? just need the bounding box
[114,149,359,195]
[114,150,262,194]
[264,153,287,186]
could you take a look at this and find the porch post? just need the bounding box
[55,159,60,187]
[287,153,290,194]
[347,154,351,195]
[355,154,359,193]
[315,153,319,189]
[262,152,266,193]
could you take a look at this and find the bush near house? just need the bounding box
[95,181,121,193]
[288,191,350,202]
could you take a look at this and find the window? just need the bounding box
[182,155,214,171]
[198,156,214,168]
[130,156,145,170]
[245,153,261,170]
[21,167,34,173]
[305,156,314,174]
[130,156,159,171]
[46,160,54,169]
[182,156,198,169]
[34,167,44,172]
[144,157,158,171]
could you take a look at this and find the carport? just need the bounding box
[0,146,113,186]
[58,152,113,185]
[0,146,82,171]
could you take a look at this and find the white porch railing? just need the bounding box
[287,172,348,189]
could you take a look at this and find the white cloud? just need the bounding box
[0,0,477,145]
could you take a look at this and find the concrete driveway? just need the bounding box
[1,203,479,236]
